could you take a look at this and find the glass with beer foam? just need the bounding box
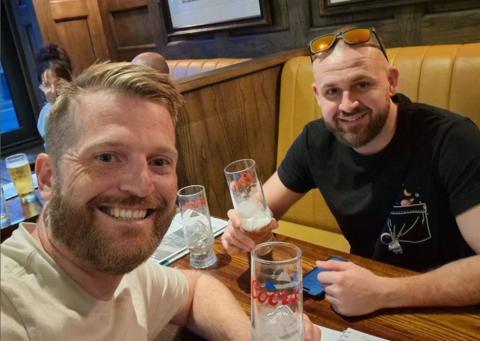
[5,153,35,203]
[224,159,272,244]
[251,241,303,340]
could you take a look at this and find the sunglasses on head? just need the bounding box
[309,27,388,61]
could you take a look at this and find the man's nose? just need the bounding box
[119,160,155,197]
[338,91,360,113]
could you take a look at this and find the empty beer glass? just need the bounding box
[5,153,35,203]
[224,159,272,243]
[251,241,303,340]
[178,185,217,269]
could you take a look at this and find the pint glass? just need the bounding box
[224,159,272,243]
[251,241,303,340]
[178,185,217,269]
[5,153,35,203]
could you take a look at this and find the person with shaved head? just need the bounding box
[132,51,170,74]
[222,27,480,316]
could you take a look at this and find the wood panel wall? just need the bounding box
[32,0,480,71]
[32,0,109,75]
[175,49,304,218]
[26,0,480,217]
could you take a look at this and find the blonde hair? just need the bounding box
[45,62,184,160]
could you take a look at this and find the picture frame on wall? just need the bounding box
[320,0,430,16]
[162,0,271,36]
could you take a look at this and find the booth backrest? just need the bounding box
[167,58,250,80]
[277,43,480,234]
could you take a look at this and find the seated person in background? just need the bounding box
[35,43,73,140]
[222,27,480,316]
[132,51,170,74]
[1,62,254,340]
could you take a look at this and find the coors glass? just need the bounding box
[178,185,217,269]
[251,241,303,340]
[224,159,272,243]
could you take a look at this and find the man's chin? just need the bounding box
[333,130,367,148]
[89,236,161,275]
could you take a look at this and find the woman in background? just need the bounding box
[35,44,72,141]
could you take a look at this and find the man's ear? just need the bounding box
[312,82,322,107]
[35,153,55,201]
[387,67,400,96]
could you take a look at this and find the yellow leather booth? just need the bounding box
[167,58,250,80]
[275,43,480,252]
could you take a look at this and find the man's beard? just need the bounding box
[48,185,174,275]
[326,101,390,149]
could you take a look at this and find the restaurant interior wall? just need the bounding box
[31,0,480,75]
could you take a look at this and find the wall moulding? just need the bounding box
[319,0,429,16]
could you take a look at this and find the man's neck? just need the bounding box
[354,101,398,155]
[33,211,123,300]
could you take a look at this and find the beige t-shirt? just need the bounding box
[1,223,189,341]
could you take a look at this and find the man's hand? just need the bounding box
[315,260,389,316]
[221,209,278,254]
[303,314,321,341]
[173,271,250,340]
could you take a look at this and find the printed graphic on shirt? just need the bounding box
[379,188,431,255]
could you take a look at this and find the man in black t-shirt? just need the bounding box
[222,27,480,316]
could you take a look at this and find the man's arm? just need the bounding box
[170,270,250,340]
[386,203,480,307]
[317,204,480,316]
[263,171,305,218]
[221,171,304,253]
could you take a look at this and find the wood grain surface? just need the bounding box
[172,235,480,341]
[175,51,305,219]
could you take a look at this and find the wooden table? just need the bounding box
[172,235,480,340]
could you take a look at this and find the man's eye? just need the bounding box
[96,153,116,162]
[324,88,339,97]
[151,158,170,167]
[356,81,370,90]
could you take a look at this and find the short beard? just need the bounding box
[48,185,174,275]
[326,101,390,149]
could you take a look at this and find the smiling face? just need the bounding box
[312,42,399,154]
[46,90,178,274]
[40,69,60,103]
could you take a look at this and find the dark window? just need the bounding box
[1,0,43,155]
[0,63,20,133]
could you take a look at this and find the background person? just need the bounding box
[222,27,480,316]
[132,51,170,74]
[35,43,73,140]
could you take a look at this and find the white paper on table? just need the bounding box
[315,325,389,341]
[316,325,343,341]
[338,327,389,341]
[150,213,227,266]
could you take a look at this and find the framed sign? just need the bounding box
[320,0,430,16]
[163,0,271,36]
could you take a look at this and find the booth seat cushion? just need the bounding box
[275,43,480,252]
[276,220,350,253]
[167,58,250,80]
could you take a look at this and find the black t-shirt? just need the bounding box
[278,94,480,271]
